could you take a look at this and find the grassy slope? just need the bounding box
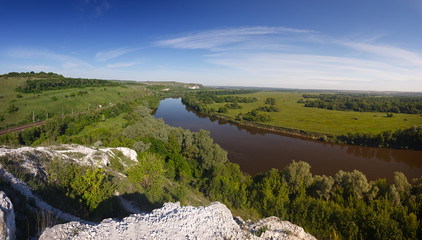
[207,91,422,136]
[0,76,148,128]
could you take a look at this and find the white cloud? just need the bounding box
[340,41,422,67]
[155,26,422,91]
[204,51,421,90]
[5,48,91,69]
[95,48,139,62]
[155,26,314,50]
[106,62,138,68]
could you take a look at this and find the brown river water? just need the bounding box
[154,98,422,182]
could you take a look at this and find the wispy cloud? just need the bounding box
[95,48,139,62]
[106,61,138,68]
[5,48,91,69]
[340,41,422,66]
[155,26,315,50]
[204,51,421,90]
[155,26,422,91]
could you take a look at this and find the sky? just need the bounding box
[1,0,422,91]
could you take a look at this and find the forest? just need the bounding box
[15,77,120,93]
[299,93,422,114]
[1,92,422,239]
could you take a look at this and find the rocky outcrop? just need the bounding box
[0,191,15,240]
[240,216,316,240]
[39,202,315,240]
[0,145,138,173]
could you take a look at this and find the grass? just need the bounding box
[0,76,148,129]
[76,114,127,136]
[207,91,422,136]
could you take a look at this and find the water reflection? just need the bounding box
[155,98,422,181]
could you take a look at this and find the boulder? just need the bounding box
[0,191,15,240]
[40,201,315,240]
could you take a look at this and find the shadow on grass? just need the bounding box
[121,191,163,213]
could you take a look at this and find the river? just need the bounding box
[154,98,422,181]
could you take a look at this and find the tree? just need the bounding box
[133,140,151,153]
[193,129,227,170]
[265,97,276,105]
[251,169,289,217]
[334,170,370,199]
[218,107,228,113]
[283,160,313,194]
[308,175,334,200]
[127,153,166,189]
[7,104,19,113]
[393,171,411,200]
[71,167,115,211]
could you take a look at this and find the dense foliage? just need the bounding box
[256,105,280,112]
[265,97,276,105]
[46,159,116,217]
[235,110,273,122]
[337,125,422,150]
[299,93,422,114]
[15,77,120,93]
[1,71,63,79]
[182,92,257,115]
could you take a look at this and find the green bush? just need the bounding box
[7,104,19,113]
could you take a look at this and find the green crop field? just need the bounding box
[0,76,148,129]
[206,91,422,136]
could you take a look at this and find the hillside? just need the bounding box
[0,72,201,130]
[0,145,314,240]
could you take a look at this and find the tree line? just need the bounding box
[299,94,422,114]
[1,71,64,79]
[337,125,422,150]
[15,77,120,93]
[181,93,257,115]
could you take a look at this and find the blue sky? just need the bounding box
[1,0,421,91]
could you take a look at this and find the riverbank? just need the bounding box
[155,98,422,181]
[207,112,330,141]
[193,108,422,151]
[181,92,422,151]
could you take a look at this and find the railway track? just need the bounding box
[0,105,114,136]
[0,121,45,136]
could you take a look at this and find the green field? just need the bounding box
[0,76,149,128]
[207,91,422,136]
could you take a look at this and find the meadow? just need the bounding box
[0,76,148,129]
[206,91,422,136]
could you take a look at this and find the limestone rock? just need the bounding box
[240,216,317,240]
[0,191,15,240]
[39,201,316,240]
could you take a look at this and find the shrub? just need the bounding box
[7,104,19,113]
